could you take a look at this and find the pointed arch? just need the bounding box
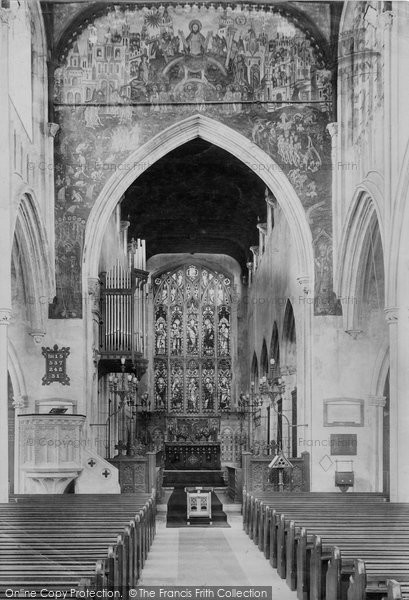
[282,300,297,368]
[12,193,54,332]
[251,352,259,387]
[336,192,385,331]
[83,115,314,291]
[260,339,268,378]
[370,343,390,397]
[270,321,280,372]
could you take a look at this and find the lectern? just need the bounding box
[185,487,213,525]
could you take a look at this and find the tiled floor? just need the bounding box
[139,513,297,598]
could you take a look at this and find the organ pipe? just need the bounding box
[99,238,149,359]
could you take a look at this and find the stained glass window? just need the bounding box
[153,264,233,413]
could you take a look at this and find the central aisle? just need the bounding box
[139,514,297,597]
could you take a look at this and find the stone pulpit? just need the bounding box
[18,414,86,493]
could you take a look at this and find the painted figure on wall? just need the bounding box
[179,20,208,56]
[53,6,334,319]
[313,232,341,316]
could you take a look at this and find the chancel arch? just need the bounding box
[83,115,314,288]
[82,116,315,465]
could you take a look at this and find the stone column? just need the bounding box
[326,122,340,280]
[384,307,400,500]
[296,276,313,487]
[46,123,59,268]
[367,395,386,492]
[12,394,26,494]
[257,223,267,257]
[241,451,252,492]
[86,277,101,447]
[0,8,11,503]
[249,246,259,272]
[265,192,276,235]
[280,365,297,457]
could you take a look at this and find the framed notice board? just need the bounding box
[42,344,70,386]
[330,434,357,456]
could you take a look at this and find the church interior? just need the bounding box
[1,0,409,595]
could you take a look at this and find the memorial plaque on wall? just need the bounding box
[42,344,70,386]
[324,398,364,426]
[330,434,357,456]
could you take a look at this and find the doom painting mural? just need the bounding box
[153,264,232,414]
[52,4,336,318]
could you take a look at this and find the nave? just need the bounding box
[1,489,409,599]
[3,0,409,597]
[139,512,296,598]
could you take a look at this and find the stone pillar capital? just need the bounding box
[47,123,60,138]
[326,122,338,140]
[345,329,364,340]
[297,275,311,295]
[0,308,12,326]
[29,330,46,345]
[0,8,10,25]
[12,395,26,410]
[367,395,386,408]
[379,9,394,30]
[384,306,399,324]
[280,365,297,377]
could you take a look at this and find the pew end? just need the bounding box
[387,580,409,600]
[347,559,367,600]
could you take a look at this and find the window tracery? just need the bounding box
[153,264,232,414]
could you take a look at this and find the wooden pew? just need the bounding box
[0,490,156,592]
[243,492,387,544]
[242,491,409,600]
[282,512,409,599]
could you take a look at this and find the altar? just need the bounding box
[165,442,221,471]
